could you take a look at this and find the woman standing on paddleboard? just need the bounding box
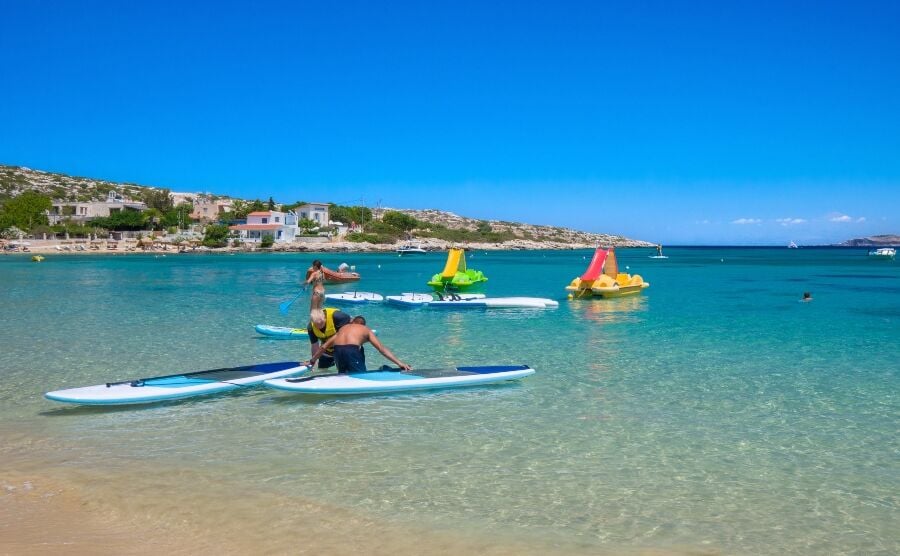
[305,260,326,311]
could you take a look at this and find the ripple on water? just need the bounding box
[1,249,898,555]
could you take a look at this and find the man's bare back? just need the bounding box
[331,322,371,346]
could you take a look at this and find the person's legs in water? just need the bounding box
[310,285,325,311]
[333,345,366,373]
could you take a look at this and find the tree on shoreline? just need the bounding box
[0,191,51,232]
[202,224,230,247]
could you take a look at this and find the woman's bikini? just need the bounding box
[309,268,325,308]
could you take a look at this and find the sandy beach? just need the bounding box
[2,459,705,556]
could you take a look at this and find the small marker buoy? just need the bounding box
[721,258,724,262]
[377,264,381,269]
[625,265,630,270]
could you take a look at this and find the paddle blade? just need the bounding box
[279,290,304,315]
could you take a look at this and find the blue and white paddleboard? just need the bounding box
[264,364,535,395]
[255,324,309,338]
[385,292,485,306]
[45,361,308,405]
[325,291,384,304]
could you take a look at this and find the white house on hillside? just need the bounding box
[228,210,298,243]
[295,203,329,227]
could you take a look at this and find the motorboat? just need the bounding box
[396,243,428,255]
[867,247,896,259]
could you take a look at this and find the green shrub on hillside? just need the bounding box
[381,210,419,232]
[416,226,517,243]
[329,204,371,226]
[346,232,393,244]
[363,219,404,239]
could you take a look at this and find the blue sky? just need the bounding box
[2,0,898,245]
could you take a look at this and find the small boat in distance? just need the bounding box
[396,243,428,255]
[867,247,896,260]
[788,241,798,249]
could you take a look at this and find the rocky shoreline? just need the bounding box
[3,236,653,255]
[270,237,654,252]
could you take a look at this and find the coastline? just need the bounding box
[2,237,654,256]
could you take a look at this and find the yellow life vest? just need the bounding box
[310,307,338,341]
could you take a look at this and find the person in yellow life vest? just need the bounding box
[306,308,352,369]
[307,315,411,373]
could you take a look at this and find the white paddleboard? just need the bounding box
[325,291,384,304]
[265,365,535,395]
[385,292,487,306]
[45,361,308,405]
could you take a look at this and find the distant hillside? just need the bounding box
[373,207,652,248]
[0,165,168,202]
[1,164,651,247]
[838,234,900,247]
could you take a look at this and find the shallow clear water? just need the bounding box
[1,248,898,554]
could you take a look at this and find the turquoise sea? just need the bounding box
[1,248,898,554]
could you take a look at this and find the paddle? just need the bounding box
[279,288,306,315]
[105,362,305,387]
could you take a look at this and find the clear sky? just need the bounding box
[2,0,898,245]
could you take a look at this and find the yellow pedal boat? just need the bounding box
[566,247,649,299]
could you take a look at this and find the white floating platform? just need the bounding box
[385,293,557,309]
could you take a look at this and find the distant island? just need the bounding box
[0,164,653,251]
[837,234,900,247]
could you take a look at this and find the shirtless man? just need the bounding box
[307,316,412,373]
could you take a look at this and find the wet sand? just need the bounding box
[2,458,717,556]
